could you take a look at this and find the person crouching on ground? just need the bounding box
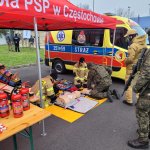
[86,63,112,99]
[31,71,59,107]
[84,63,120,102]
[73,57,88,88]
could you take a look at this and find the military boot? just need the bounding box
[128,138,149,149]
[107,90,114,103]
[123,100,133,106]
[112,89,120,100]
[137,129,150,139]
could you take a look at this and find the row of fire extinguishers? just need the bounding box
[0,85,30,118]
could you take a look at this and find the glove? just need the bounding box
[125,59,133,66]
[53,84,59,94]
[48,95,57,104]
[133,86,139,93]
[73,72,76,77]
[84,79,87,82]
[77,80,81,83]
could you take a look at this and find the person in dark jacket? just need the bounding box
[13,34,20,52]
[29,35,34,48]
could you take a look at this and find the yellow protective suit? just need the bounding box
[125,35,147,103]
[31,76,55,106]
[73,62,88,87]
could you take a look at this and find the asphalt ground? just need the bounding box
[1,64,144,150]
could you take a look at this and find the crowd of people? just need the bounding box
[36,29,149,149]
[120,29,150,149]
[0,28,150,149]
[5,33,35,52]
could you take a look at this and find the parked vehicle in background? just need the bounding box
[45,15,149,80]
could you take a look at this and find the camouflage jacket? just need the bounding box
[133,49,150,94]
[87,64,112,88]
[125,35,147,66]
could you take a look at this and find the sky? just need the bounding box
[70,0,150,17]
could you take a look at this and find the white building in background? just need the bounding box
[0,34,6,45]
[0,30,46,48]
[23,30,31,39]
[16,30,45,48]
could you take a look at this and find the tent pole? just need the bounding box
[34,17,47,136]
[47,31,52,74]
[111,29,116,67]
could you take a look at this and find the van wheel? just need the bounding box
[53,60,66,74]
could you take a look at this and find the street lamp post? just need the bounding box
[93,0,95,12]
[128,6,131,18]
[149,4,150,16]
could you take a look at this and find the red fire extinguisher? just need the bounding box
[20,88,30,111]
[11,93,23,118]
[0,91,9,118]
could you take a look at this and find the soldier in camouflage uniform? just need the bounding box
[87,63,112,99]
[128,48,150,149]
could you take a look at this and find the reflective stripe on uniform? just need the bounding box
[36,92,46,100]
[73,67,78,70]
[47,87,54,92]
[42,80,46,85]
[75,76,84,81]
[42,95,46,99]
[79,67,87,71]
[74,66,87,71]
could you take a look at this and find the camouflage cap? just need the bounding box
[124,29,137,37]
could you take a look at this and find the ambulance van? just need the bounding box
[45,15,149,80]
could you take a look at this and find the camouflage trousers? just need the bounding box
[90,84,109,99]
[136,96,150,142]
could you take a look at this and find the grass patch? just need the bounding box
[0,45,44,68]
